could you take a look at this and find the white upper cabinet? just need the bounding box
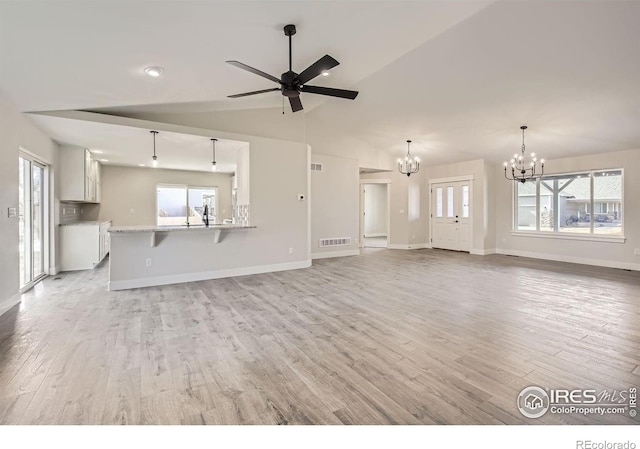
[59,146,101,203]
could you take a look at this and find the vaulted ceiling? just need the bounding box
[1,1,639,170]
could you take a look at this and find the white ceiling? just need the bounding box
[27,114,245,173]
[2,1,639,168]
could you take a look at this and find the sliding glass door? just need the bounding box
[19,155,46,290]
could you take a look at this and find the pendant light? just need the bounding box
[397,140,419,177]
[211,138,217,172]
[150,130,159,167]
[504,125,544,183]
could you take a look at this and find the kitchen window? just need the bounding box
[513,169,623,238]
[157,184,217,226]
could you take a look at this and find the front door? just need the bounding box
[431,181,471,251]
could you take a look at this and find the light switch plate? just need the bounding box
[7,207,17,218]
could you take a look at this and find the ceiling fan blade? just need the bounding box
[226,60,281,84]
[295,55,339,85]
[289,96,303,113]
[227,88,280,98]
[301,85,359,100]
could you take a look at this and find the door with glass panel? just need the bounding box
[431,181,471,251]
[19,155,47,290]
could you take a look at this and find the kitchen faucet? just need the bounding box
[203,204,210,227]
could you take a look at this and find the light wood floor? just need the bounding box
[0,249,638,425]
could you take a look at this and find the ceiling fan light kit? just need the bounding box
[503,125,544,183]
[226,24,359,113]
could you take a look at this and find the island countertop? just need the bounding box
[109,224,256,233]
[60,220,112,227]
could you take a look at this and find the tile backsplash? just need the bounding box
[60,202,83,224]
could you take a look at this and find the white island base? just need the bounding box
[107,224,309,290]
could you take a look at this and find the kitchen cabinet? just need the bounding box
[59,146,101,203]
[60,221,111,271]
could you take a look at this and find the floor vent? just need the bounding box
[319,237,351,247]
[311,163,323,172]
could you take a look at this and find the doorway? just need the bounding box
[361,182,389,248]
[19,154,48,291]
[430,179,472,252]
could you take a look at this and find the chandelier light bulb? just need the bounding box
[152,156,158,167]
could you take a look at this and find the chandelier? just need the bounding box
[504,125,544,183]
[397,140,419,177]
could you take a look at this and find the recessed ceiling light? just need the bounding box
[321,70,330,76]
[138,164,146,167]
[144,66,163,77]
[92,150,103,154]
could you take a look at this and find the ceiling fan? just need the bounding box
[226,24,359,113]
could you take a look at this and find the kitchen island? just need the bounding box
[108,224,260,290]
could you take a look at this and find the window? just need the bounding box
[447,186,454,217]
[515,179,537,231]
[513,169,623,237]
[436,187,443,217]
[157,184,217,226]
[462,185,469,218]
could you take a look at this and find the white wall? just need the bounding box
[235,145,250,207]
[0,94,59,315]
[361,158,492,253]
[361,169,427,248]
[84,165,233,226]
[364,183,388,237]
[425,159,490,253]
[109,108,307,144]
[306,117,395,171]
[495,148,640,269]
[109,136,310,287]
[310,153,360,258]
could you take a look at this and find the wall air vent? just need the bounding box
[319,237,351,247]
[311,163,323,172]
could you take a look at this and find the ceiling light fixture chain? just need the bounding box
[150,130,159,167]
[397,139,420,177]
[504,125,544,183]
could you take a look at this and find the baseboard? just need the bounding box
[48,266,60,276]
[388,243,431,250]
[109,259,313,291]
[312,249,360,260]
[364,233,387,238]
[0,292,21,317]
[495,248,640,271]
[470,248,496,256]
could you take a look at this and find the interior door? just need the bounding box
[431,181,471,251]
